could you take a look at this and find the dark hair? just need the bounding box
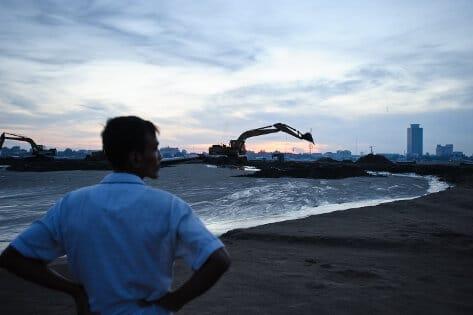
[101,116,159,170]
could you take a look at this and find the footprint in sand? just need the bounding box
[304,258,317,266]
[305,282,327,290]
[334,269,381,280]
[320,263,333,269]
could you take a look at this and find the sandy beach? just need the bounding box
[1,179,472,314]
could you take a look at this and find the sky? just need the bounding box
[0,0,472,155]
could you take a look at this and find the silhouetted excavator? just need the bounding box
[0,132,56,157]
[209,123,314,158]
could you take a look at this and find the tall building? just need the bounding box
[407,124,423,157]
[436,144,453,157]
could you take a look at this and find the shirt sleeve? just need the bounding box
[11,198,66,262]
[173,198,224,271]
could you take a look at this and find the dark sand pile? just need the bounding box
[316,157,338,163]
[245,160,367,179]
[356,154,394,166]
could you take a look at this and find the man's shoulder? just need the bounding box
[65,184,100,199]
[66,184,176,198]
[62,183,188,213]
[142,187,191,213]
[142,186,178,202]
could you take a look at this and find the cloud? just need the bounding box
[0,1,472,154]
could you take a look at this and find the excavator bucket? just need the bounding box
[302,132,315,144]
[0,133,5,149]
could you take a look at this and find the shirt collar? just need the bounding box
[100,172,145,185]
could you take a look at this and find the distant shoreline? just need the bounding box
[0,156,200,172]
[2,156,473,187]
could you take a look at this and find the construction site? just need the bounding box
[0,127,323,177]
[1,123,314,167]
[1,126,472,184]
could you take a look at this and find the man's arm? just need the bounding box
[0,245,89,314]
[154,247,231,312]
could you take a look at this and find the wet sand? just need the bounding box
[1,182,473,314]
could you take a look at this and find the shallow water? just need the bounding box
[0,164,448,249]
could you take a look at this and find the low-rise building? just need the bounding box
[436,144,453,157]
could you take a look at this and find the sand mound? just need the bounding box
[317,157,338,163]
[356,154,393,165]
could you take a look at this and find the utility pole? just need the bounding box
[355,136,358,156]
[309,128,313,154]
[369,145,375,154]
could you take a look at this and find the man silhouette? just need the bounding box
[0,116,231,314]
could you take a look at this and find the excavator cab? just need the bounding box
[229,139,246,154]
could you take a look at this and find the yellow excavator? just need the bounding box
[209,123,314,158]
[0,132,56,157]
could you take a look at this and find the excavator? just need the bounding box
[209,123,314,158]
[0,132,56,157]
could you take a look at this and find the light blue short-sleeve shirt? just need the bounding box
[11,172,224,315]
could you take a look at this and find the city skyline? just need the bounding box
[2,133,470,158]
[1,1,472,155]
[0,120,468,156]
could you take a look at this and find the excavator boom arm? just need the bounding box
[1,132,42,153]
[237,125,282,141]
[237,123,314,144]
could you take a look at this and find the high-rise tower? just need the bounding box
[407,124,423,157]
